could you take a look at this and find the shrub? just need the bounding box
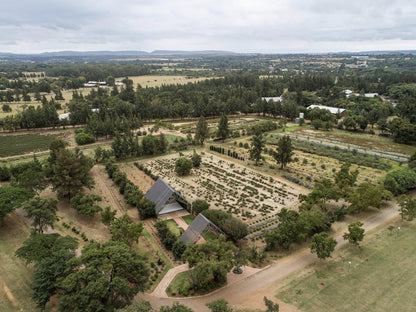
[384,166,416,195]
[175,157,193,176]
[192,199,209,214]
[75,132,95,145]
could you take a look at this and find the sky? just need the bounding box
[1,0,416,54]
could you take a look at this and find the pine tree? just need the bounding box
[249,132,265,165]
[216,114,229,142]
[195,116,209,146]
[273,135,293,169]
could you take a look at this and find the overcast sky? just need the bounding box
[1,0,416,54]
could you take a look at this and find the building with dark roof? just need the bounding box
[145,178,189,215]
[180,213,224,244]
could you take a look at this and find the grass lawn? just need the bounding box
[0,133,59,157]
[182,215,195,225]
[165,219,182,236]
[275,219,416,312]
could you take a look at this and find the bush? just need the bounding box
[191,151,202,168]
[202,209,248,241]
[154,221,177,250]
[175,157,193,176]
[75,132,95,145]
[384,166,416,195]
[192,199,209,214]
[0,166,11,181]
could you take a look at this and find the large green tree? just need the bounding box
[58,241,150,312]
[70,191,102,216]
[310,232,337,261]
[195,116,209,146]
[334,163,359,196]
[175,157,193,176]
[49,148,94,199]
[216,114,229,142]
[249,132,265,165]
[16,234,78,310]
[21,197,58,234]
[273,135,293,169]
[0,185,34,221]
[110,214,143,248]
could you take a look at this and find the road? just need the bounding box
[139,204,399,311]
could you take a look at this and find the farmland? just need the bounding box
[117,75,215,88]
[135,151,305,222]
[0,133,60,157]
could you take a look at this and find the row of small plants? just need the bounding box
[209,145,245,161]
[133,162,159,181]
[62,222,89,241]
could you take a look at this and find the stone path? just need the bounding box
[151,264,190,298]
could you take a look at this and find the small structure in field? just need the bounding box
[145,178,189,215]
[180,213,224,244]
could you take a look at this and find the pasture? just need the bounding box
[0,133,60,157]
[275,218,416,312]
[118,75,213,88]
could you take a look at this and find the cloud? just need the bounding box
[1,0,416,53]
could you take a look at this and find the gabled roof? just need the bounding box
[307,104,346,114]
[180,213,224,244]
[145,178,186,214]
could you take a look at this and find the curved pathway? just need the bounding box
[139,205,399,311]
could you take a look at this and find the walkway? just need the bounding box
[139,204,400,312]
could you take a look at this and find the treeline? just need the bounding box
[104,161,156,219]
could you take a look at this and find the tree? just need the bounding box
[183,236,236,289]
[273,135,293,169]
[172,239,187,260]
[334,163,359,196]
[192,199,209,214]
[216,114,229,142]
[137,198,156,219]
[310,232,337,261]
[305,178,339,211]
[384,166,416,195]
[343,221,365,246]
[16,234,78,310]
[0,186,34,221]
[191,150,202,168]
[58,241,150,312]
[115,300,153,312]
[348,182,391,213]
[158,133,169,153]
[397,195,416,221]
[101,206,117,226]
[264,297,280,312]
[206,299,233,312]
[175,157,193,176]
[70,191,102,216]
[21,197,58,234]
[49,148,94,199]
[249,132,265,165]
[195,116,209,146]
[110,214,143,248]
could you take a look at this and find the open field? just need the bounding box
[135,152,306,223]
[0,133,60,157]
[274,218,416,312]
[118,75,214,88]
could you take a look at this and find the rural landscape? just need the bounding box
[1,50,416,312]
[2,1,416,310]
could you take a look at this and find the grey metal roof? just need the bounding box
[145,178,186,214]
[180,214,211,244]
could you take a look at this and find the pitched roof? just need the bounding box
[307,104,346,114]
[145,178,186,214]
[180,214,212,244]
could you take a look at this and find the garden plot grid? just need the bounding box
[137,153,300,222]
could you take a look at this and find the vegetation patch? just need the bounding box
[0,134,58,157]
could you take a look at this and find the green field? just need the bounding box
[0,134,59,158]
[276,220,416,312]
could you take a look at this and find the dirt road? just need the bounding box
[139,204,399,311]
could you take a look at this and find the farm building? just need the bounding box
[145,178,190,215]
[307,104,346,115]
[262,96,283,102]
[180,213,224,244]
